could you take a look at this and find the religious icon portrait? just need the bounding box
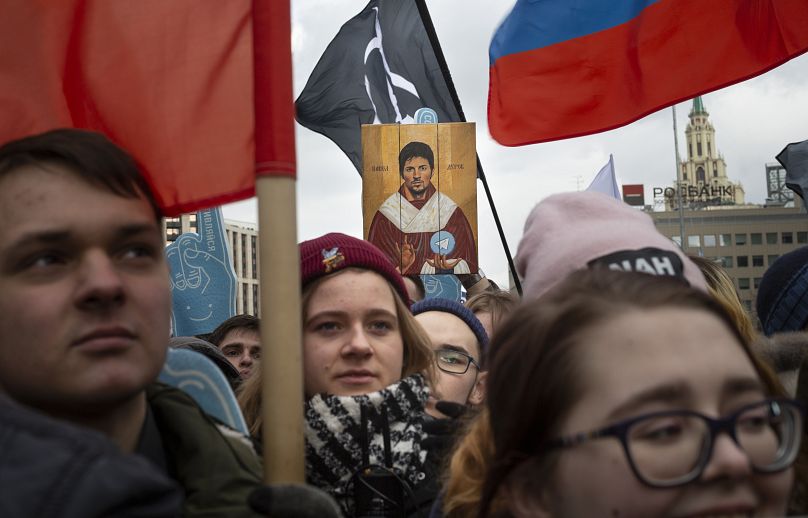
[362,122,478,275]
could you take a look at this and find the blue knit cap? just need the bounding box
[411,298,489,353]
[757,246,808,337]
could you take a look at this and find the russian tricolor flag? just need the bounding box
[489,0,808,147]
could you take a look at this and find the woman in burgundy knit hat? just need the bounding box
[239,233,437,516]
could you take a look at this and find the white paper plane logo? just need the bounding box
[430,231,456,255]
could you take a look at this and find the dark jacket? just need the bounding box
[146,383,264,517]
[0,396,182,518]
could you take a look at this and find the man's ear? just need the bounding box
[468,371,487,405]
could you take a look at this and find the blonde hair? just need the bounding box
[441,408,494,518]
[689,255,757,344]
[238,267,434,436]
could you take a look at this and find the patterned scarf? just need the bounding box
[304,374,429,513]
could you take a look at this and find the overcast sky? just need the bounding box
[222,0,808,287]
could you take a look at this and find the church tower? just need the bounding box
[666,96,745,209]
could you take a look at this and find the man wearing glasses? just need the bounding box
[412,299,488,417]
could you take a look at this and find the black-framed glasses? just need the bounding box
[434,348,480,374]
[546,399,804,488]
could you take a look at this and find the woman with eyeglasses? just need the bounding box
[475,268,803,518]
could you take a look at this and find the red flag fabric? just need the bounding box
[489,0,808,147]
[254,0,296,181]
[0,0,295,216]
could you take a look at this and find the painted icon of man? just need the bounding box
[368,141,477,275]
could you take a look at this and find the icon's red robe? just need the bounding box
[368,184,477,275]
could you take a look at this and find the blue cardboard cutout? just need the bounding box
[159,348,249,434]
[166,207,237,336]
[422,274,462,302]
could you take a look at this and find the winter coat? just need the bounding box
[0,395,182,518]
[146,383,264,517]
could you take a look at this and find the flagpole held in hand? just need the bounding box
[254,0,305,483]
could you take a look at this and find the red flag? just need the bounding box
[489,0,808,147]
[0,0,295,216]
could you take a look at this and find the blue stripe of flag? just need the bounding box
[490,0,661,64]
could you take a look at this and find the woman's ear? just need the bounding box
[468,371,487,405]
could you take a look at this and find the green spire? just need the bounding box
[690,96,708,116]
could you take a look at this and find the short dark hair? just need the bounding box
[398,141,434,176]
[0,128,161,221]
[208,314,260,347]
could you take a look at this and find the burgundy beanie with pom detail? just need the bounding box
[515,191,708,300]
[299,233,411,306]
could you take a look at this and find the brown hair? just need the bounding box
[442,408,495,518]
[238,267,434,436]
[0,128,161,222]
[689,254,757,344]
[477,268,784,517]
[464,290,519,341]
[208,314,260,347]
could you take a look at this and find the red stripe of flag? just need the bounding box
[489,0,808,147]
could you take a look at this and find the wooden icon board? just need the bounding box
[362,122,478,275]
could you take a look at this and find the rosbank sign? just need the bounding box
[653,185,735,199]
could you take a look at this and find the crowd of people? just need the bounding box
[2,128,808,517]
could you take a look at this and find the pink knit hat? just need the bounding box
[515,191,707,299]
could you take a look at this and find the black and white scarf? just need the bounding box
[304,374,429,512]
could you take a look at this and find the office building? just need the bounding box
[649,98,806,321]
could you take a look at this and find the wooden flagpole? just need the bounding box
[257,176,305,483]
[253,0,304,483]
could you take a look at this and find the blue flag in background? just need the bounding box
[166,207,237,336]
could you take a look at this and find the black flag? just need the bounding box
[295,0,463,174]
[777,139,808,204]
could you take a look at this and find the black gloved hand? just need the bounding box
[422,401,468,460]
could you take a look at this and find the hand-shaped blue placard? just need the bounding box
[422,274,462,302]
[166,207,237,336]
